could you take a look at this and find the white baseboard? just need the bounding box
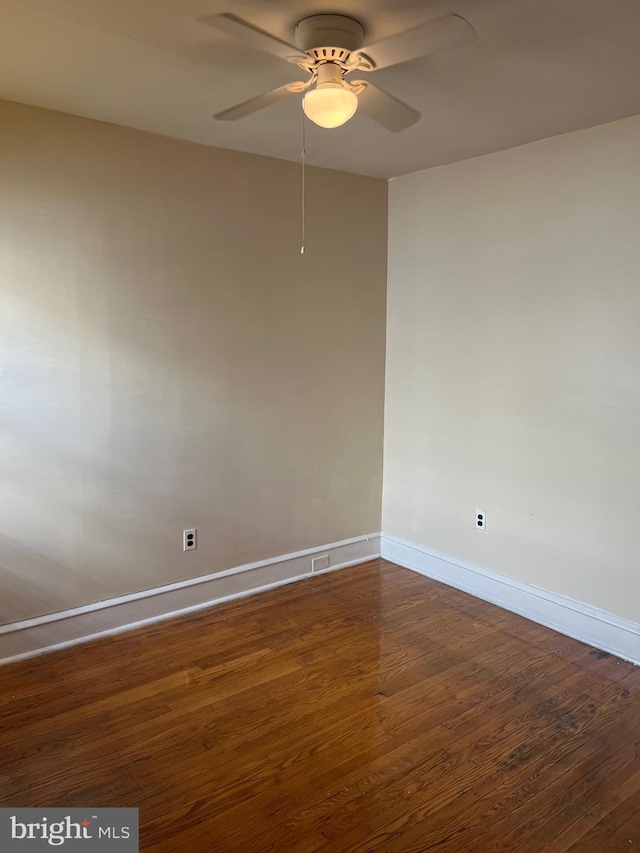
[6,530,637,668]
[381,532,639,666]
[0,533,381,666]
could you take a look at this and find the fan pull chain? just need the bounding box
[300,112,306,255]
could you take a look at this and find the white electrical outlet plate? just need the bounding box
[183,528,197,551]
[475,509,486,532]
[312,554,330,572]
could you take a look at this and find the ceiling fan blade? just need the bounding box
[214,84,304,121]
[360,13,476,71]
[354,82,420,132]
[205,13,304,64]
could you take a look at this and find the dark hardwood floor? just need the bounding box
[1,558,639,851]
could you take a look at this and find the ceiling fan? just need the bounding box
[208,11,476,132]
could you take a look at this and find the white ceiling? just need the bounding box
[1,0,639,178]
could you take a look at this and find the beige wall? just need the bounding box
[384,115,640,623]
[0,99,387,624]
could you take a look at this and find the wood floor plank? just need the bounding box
[540,768,640,852]
[566,787,640,851]
[1,557,638,852]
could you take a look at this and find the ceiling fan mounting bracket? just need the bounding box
[294,15,365,54]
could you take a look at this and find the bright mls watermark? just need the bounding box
[0,809,138,851]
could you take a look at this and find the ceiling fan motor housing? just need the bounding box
[294,14,365,57]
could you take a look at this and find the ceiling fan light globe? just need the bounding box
[302,83,358,129]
